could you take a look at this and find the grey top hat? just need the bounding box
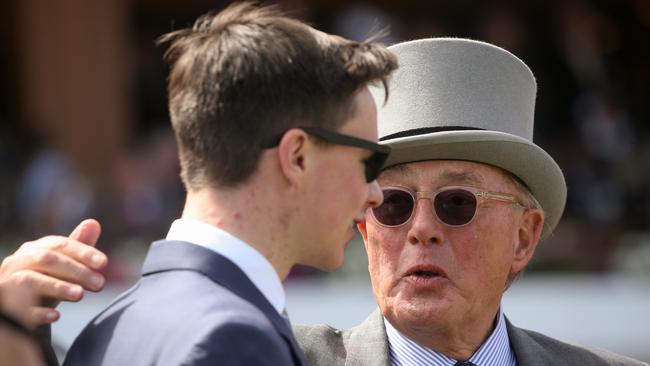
[371,38,566,239]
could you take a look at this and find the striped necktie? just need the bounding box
[454,362,477,366]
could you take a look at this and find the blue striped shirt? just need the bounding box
[384,309,517,366]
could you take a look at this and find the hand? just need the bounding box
[0,283,46,366]
[0,219,107,325]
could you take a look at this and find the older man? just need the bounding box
[295,38,646,365]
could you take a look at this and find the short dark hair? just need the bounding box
[158,1,397,189]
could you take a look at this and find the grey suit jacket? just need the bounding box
[294,309,647,366]
[64,240,306,366]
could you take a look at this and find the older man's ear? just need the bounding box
[510,209,544,274]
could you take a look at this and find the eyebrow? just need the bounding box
[437,169,485,186]
[379,164,412,181]
[379,164,486,187]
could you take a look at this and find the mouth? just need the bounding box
[404,265,447,280]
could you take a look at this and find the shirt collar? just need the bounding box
[165,218,286,315]
[384,308,517,366]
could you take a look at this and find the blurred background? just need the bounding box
[0,0,649,362]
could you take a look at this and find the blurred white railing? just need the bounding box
[54,273,650,362]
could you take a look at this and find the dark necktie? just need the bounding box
[454,362,477,366]
[281,308,292,329]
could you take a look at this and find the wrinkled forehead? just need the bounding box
[378,160,515,189]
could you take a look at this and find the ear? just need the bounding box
[511,208,544,274]
[277,129,309,187]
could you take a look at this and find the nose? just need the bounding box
[407,197,444,246]
[366,180,384,208]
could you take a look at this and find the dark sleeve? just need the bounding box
[179,321,295,366]
[35,324,60,366]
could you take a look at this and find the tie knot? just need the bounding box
[454,362,476,366]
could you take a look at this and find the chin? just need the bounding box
[321,255,345,272]
[391,294,455,324]
[306,251,345,272]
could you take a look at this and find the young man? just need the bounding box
[14,2,396,365]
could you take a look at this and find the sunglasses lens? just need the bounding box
[364,151,389,182]
[434,189,477,226]
[372,189,414,226]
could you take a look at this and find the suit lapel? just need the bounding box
[141,240,306,365]
[506,317,554,366]
[344,309,391,366]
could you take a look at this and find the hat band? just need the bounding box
[380,126,485,141]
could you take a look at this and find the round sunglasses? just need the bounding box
[370,185,528,227]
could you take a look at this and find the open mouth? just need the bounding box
[412,270,440,278]
[405,266,447,279]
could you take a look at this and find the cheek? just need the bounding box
[452,219,514,287]
[335,165,370,208]
[365,223,406,286]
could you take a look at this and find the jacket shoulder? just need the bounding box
[513,325,648,366]
[294,324,348,366]
[65,272,288,366]
[294,310,390,366]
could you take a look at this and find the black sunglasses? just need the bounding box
[370,185,527,227]
[263,127,391,182]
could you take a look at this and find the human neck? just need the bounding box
[181,185,296,280]
[390,306,500,361]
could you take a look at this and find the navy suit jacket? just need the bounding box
[64,240,306,366]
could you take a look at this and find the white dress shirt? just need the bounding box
[165,218,286,315]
